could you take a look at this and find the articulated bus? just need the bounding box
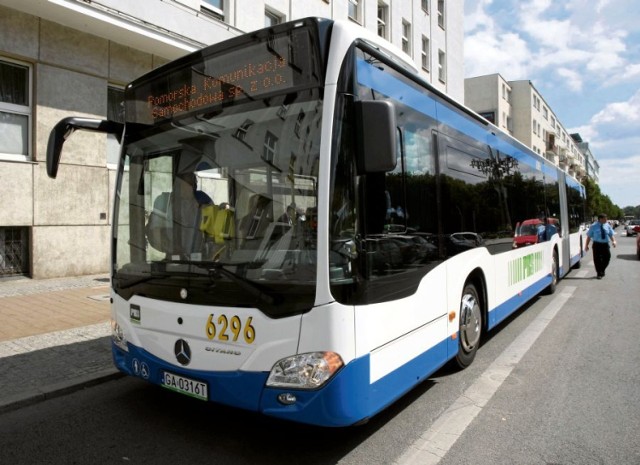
[47,17,585,427]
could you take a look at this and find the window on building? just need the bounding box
[263,131,278,163]
[201,0,224,20]
[421,36,430,71]
[0,58,31,160]
[479,111,495,124]
[265,9,284,27]
[438,49,446,82]
[0,227,30,277]
[422,0,429,13]
[235,119,254,142]
[533,119,537,135]
[348,0,362,23]
[502,83,511,102]
[402,20,412,55]
[437,0,445,29]
[107,86,125,167]
[543,106,548,120]
[377,2,389,39]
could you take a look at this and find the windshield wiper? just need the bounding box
[116,270,171,289]
[116,260,280,306]
[192,261,279,306]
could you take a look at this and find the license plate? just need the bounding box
[161,371,208,401]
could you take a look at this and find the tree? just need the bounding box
[582,178,623,219]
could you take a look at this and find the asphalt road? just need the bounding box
[1,233,639,465]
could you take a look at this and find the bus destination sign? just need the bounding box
[146,55,291,121]
[129,28,317,124]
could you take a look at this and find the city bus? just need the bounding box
[46,17,585,427]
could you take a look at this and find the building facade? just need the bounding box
[0,0,463,279]
[572,134,599,184]
[465,74,592,184]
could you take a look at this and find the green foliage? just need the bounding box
[622,205,640,218]
[583,177,625,219]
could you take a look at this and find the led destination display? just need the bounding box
[128,27,319,124]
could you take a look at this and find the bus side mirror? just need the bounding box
[46,117,124,178]
[355,100,397,174]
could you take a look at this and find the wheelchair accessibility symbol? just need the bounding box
[132,358,151,379]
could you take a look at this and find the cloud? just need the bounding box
[556,67,583,92]
[598,155,640,207]
[464,30,532,78]
[464,0,495,34]
[607,62,640,86]
[591,89,640,127]
[464,0,637,90]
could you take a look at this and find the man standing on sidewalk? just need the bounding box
[585,213,617,279]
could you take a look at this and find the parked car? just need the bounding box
[448,232,484,255]
[627,219,640,237]
[512,218,559,248]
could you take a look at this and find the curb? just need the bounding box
[0,369,124,415]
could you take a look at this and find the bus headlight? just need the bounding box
[111,319,129,352]
[266,352,343,389]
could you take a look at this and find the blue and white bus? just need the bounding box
[47,17,585,427]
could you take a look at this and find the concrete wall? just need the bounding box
[0,5,164,278]
[509,81,534,149]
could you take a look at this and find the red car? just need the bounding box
[513,218,559,248]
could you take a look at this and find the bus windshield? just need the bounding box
[112,22,323,317]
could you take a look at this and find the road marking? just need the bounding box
[395,287,576,465]
[0,322,110,359]
[574,269,589,278]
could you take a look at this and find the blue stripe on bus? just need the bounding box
[487,274,551,330]
[356,58,438,120]
[114,336,452,427]
[356,58,547,173]
[112,344,268,412]
[262,336,451,426]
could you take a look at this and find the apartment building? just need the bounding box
[572,133,599,184]
[0,0,463,279]
[464,74,591,184]
[464,73,512,133]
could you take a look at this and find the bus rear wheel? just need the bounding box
[455,283,482,369]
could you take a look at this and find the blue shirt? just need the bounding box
[587,221,615,243]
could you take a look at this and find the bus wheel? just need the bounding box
[544,250,559,295]
[455,283,482,369]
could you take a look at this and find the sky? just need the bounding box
[464,0,640,209]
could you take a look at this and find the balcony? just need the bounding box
[558,153,568,167]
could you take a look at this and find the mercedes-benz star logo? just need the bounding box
[174,339,191,366]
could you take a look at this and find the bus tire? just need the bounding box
[544,250,559,295]
[455,283,482,369]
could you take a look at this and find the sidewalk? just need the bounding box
[0,274,121,414]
